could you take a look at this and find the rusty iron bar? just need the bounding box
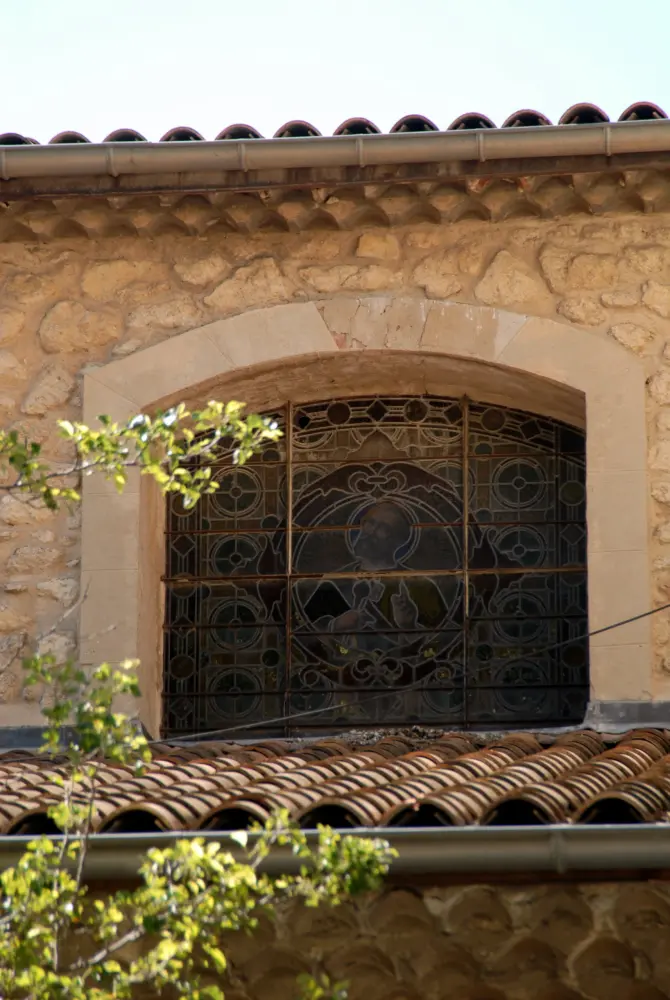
[285,402,294,737]
[463,398,471,727]
[163,566,586,583]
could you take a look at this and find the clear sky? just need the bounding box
[4,0,668,142]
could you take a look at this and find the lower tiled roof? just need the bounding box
[2,728,670,835]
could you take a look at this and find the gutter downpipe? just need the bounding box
[2,120,670,181]
[0,826,668,880]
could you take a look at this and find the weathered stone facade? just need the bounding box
[2,208,670,722]
[213,881,670,1000]
[36,877,670,1000]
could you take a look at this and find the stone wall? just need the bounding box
[212,880,670,1000]
[2,210,670,719]
[37,877,670,1000]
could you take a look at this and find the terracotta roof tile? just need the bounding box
[3,169,669,239]
[558,102,610,125]
[1,729,670,835]
[274,120,322,138]
[1,102,666,146]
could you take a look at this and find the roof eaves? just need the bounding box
[3,119,670,178]
[2,824,669,881]
[3,101,669,146]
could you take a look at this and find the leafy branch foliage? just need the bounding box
[0,404,394,999]
[0,400,281,510]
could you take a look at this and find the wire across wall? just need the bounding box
[162,395,588,737]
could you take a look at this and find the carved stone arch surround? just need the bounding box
[81,298,651,736]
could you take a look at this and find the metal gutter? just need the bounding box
[2,120,670,181]
[0,826,668,879]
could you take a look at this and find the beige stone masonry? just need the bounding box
[81,299,650,736]
[188,881,670,1000]
[4,210,670,728]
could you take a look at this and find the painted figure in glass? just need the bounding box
[296,497,455,664]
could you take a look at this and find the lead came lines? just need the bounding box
[162,396,588,736]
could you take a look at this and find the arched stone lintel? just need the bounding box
[81,298,652,736]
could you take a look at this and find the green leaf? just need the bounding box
[200,988,225,1000]
[203,943,227,973]
[229,830,248,849]
[143,914,163,934]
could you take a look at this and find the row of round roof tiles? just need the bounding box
[1,102,667,147]
[1,730,670,835]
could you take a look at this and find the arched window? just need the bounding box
[163,396,588,737]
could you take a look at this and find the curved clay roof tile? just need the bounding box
[447,112,496,130]
[309,738,355,752]
[198,798,271,830]
[390,114,439,133]
[333,117,381,135]
[103,128,148,142]
[502,109,552,128]
[273,120,321,138]
[437,735,478,753]
[6,104,670,147]
[482,742,659,826]
[6,807,61,837]
[390,775,449,798]
[159,126,205,142]
[481,789,561,826]
[299,797,375,828]
[559,102,609,125]
[554,729,605,754]
[97,798,201,833]
[242,739,288,755]
[491,732,544,754]
[0,133,36,145]
[215,123,263,139]
[3,728,670,835]
[49,131,90,144]
[619,101,668,122]
[315,758,365,778]
[298,746,343,761]
[576,777,670,823]
[384,800,455,827]
[619,728,670,750]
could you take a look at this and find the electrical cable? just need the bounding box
[1,599,667,765]
[162,599,670,745]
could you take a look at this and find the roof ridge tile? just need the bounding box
[3,102,667,147]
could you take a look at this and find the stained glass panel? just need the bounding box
[163,397,589,736]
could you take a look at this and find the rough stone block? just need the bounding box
[127,295,203,334]
[609,322,655,353]
[174,255,230,286]
[643,279,670,318]
[356,233,400,260]
[568,253,618,289]
[557,295,607,326]
[22,364,75,415]
[81,259,169,300]
[476,251,552,310]
[205,258,294,313]
[412,251,462,298]
[8,545,61,573]
[39,301,122,353]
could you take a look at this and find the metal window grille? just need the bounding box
[163,396,588,737]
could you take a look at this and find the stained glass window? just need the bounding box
[163,396,588,737]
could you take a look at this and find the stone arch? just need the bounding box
[81,298,650,735]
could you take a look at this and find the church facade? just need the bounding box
[0,105,669,740]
